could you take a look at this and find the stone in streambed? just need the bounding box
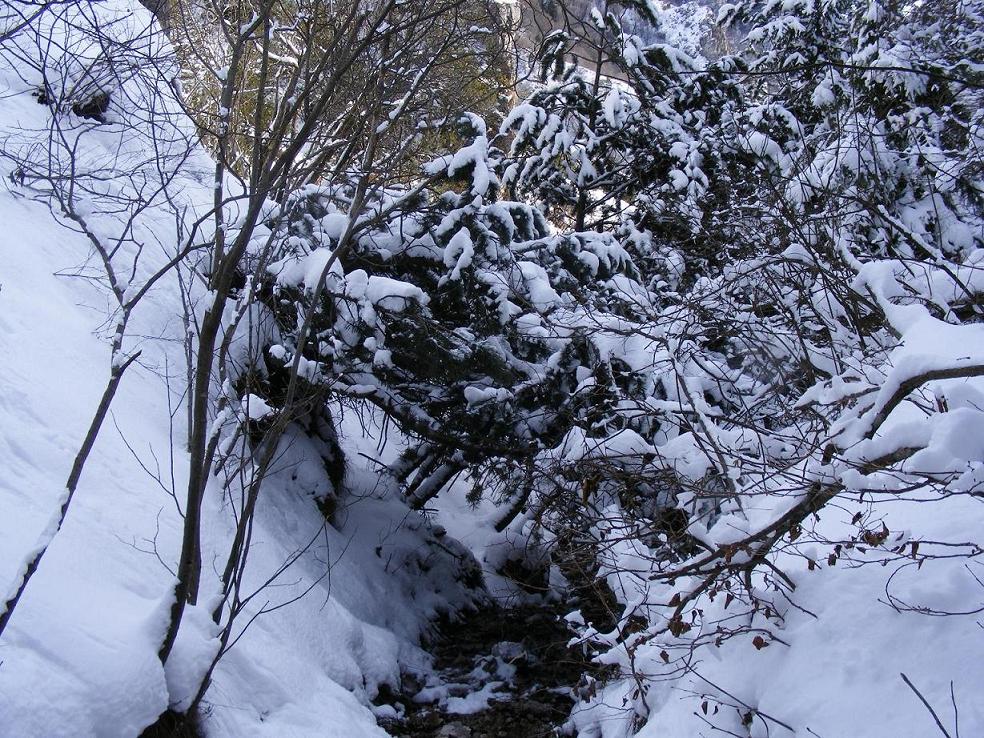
[437,723,472,738]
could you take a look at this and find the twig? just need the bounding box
[900,673,952,738]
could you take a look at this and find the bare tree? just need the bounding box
[146,0,520,721]
[0,1,209,639]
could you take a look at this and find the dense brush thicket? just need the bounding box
[223,0,983,731]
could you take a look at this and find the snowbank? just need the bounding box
[0,4,477,736]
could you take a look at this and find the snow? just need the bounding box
[445,128,496,197]
[364,274,430,311]
[443,227,475,282]
[562,304,984,738]
[240,393,276,420]
[3,2,984,738]
[515,261,563,310]
[628,498,984,738]
[0,151,461,732]
[0,4,475,736]
[270,246,345,291]
[0,190,176,735]
[445,680,507,715]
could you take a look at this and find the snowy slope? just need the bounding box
[0,164,175,737]
[611,494,984,738]
[3,3,982,738]
[565,323,984,736]
[0,4,476,736]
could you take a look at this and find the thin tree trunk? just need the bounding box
[157,299,224,663]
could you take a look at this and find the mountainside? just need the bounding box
[1,1,983,737]
[0,5,482,735]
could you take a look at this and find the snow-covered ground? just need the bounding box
[568,492,984,738]
[2,3,982,738]
[0,4,478,736]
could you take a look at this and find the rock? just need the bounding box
[437,723,472,738]
[521,700,555,717]
[491,641,526,662]
[401,672,424,694]
[447,682,473,697]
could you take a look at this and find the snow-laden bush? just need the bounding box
[238,0,984,734]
